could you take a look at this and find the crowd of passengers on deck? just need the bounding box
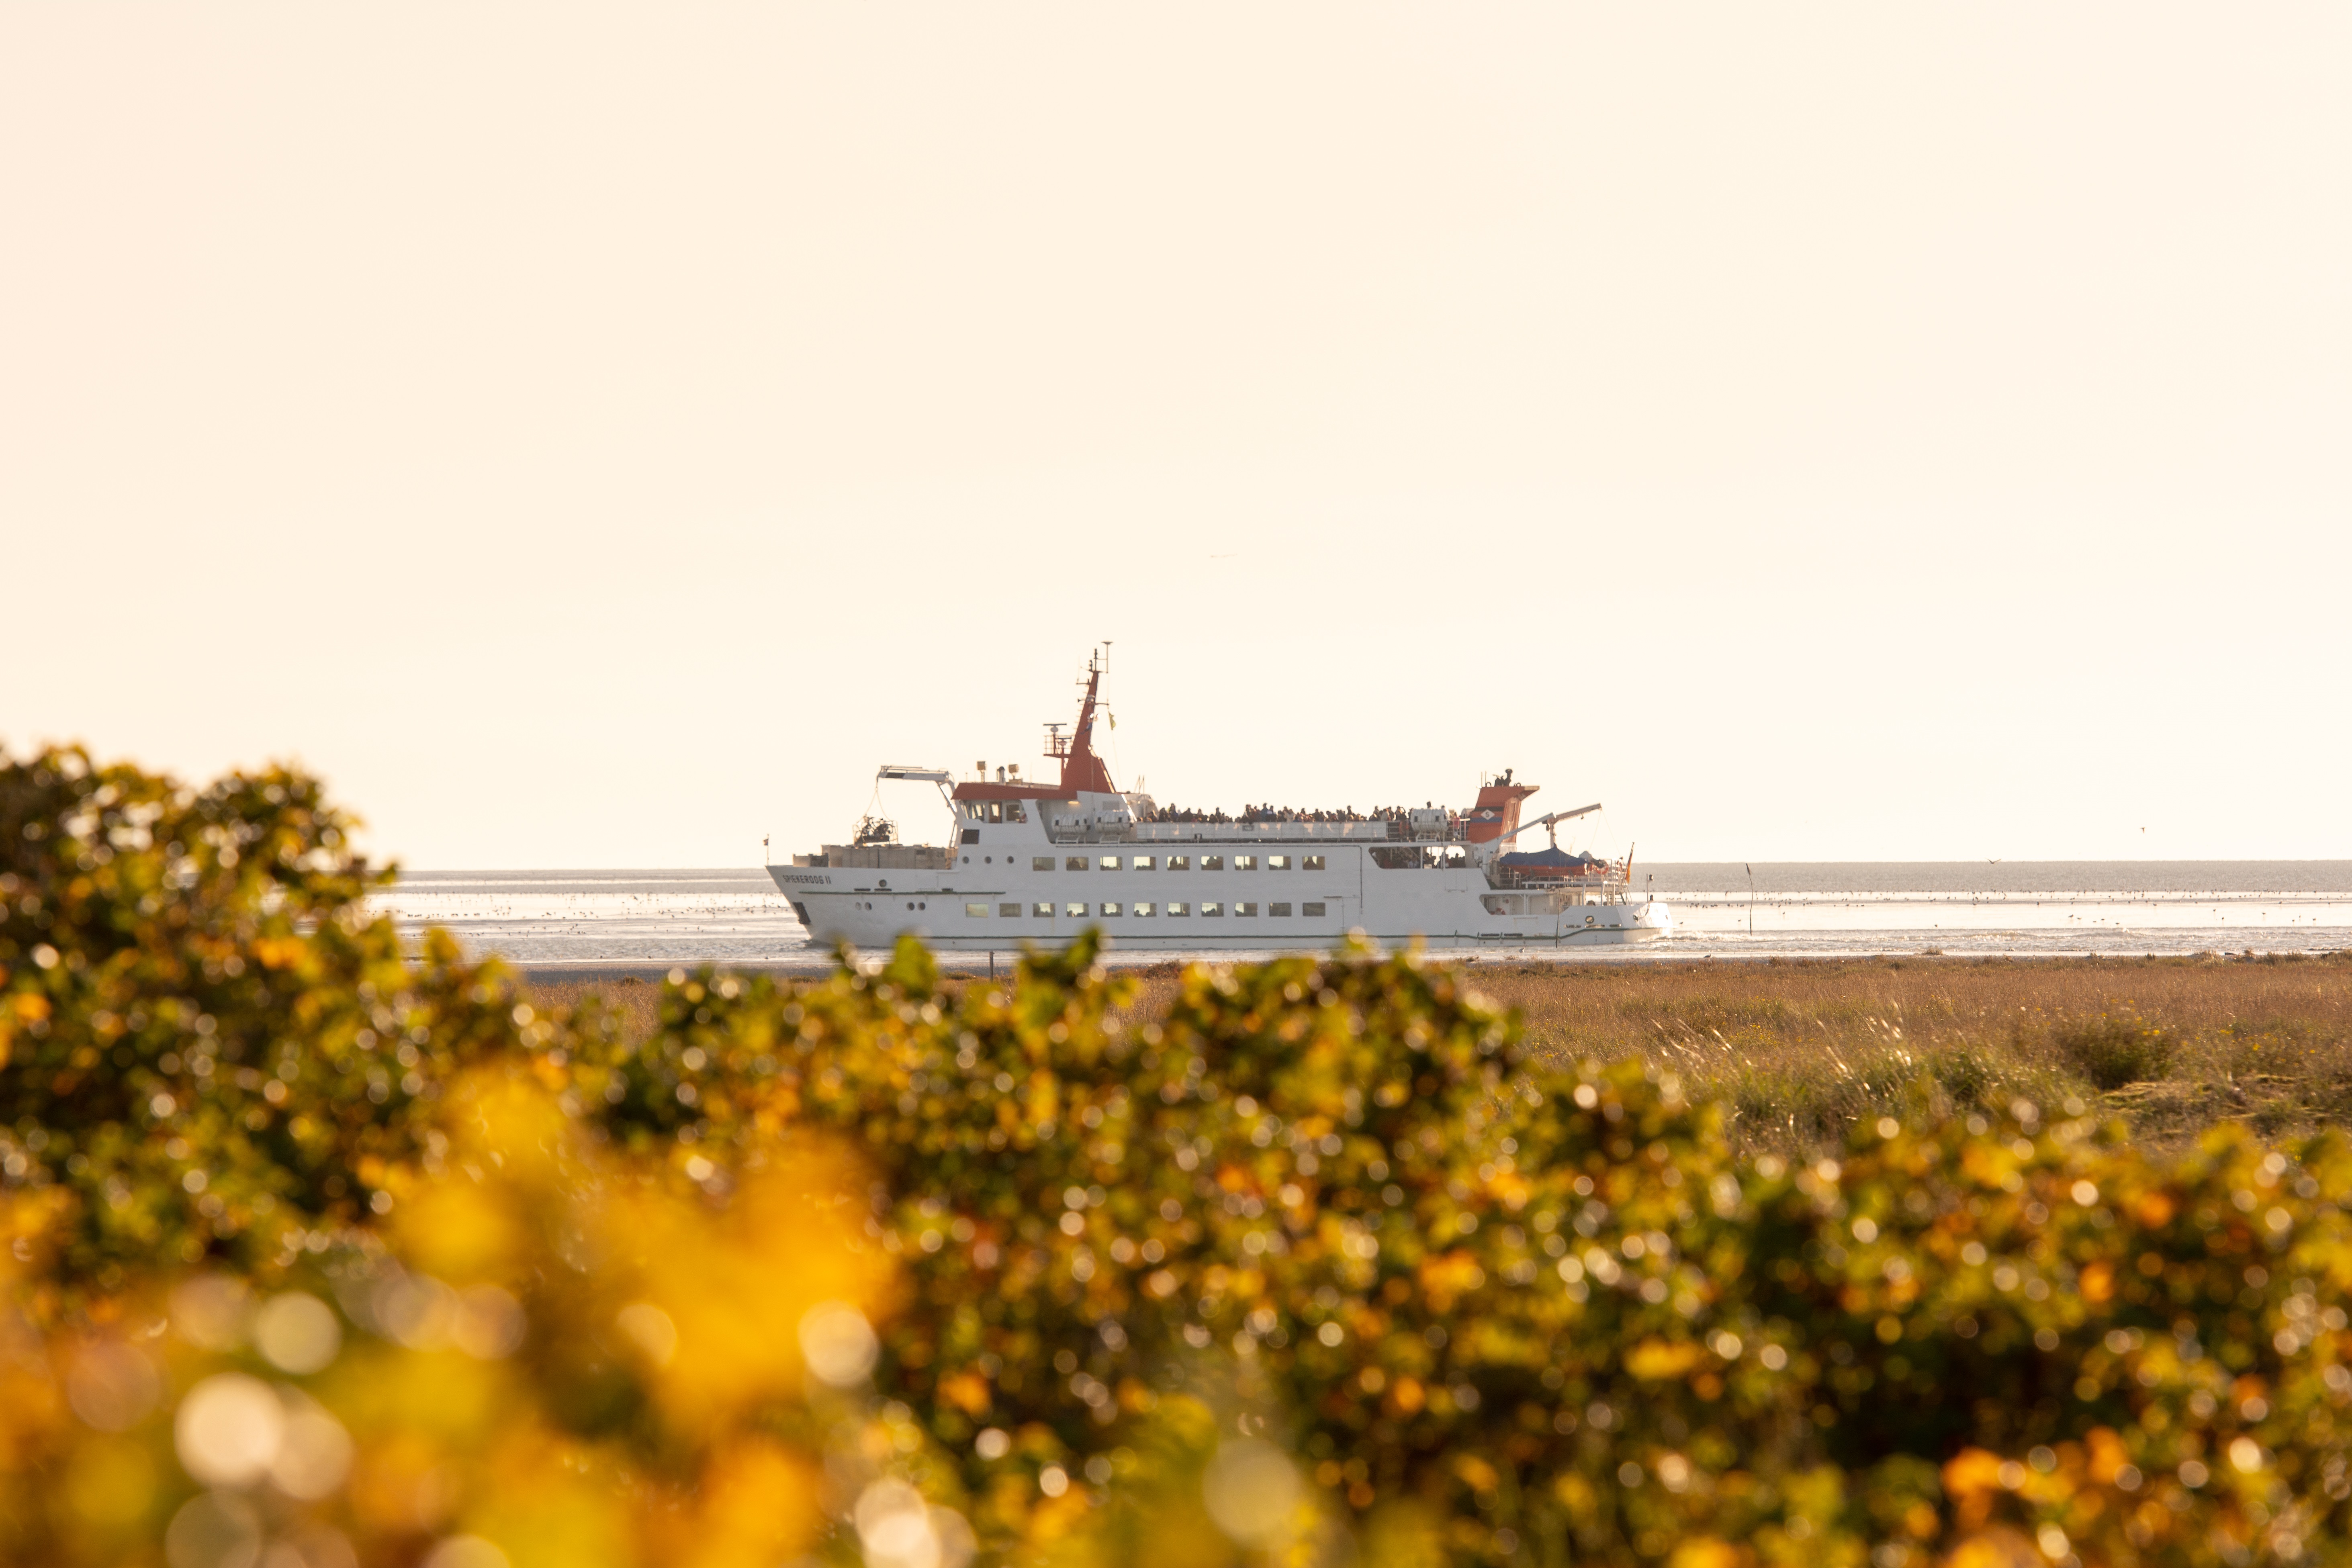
[1140,803,1452,827]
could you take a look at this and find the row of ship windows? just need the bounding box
[974,854,1329,871]
[964,900,1327,919]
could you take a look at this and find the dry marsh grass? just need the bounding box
[524,975,662,1043]
[1474,951,2352,1153]
[528,951,2352,1156]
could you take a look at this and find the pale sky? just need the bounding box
[5,4,2347,867]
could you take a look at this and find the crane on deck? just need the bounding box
[1489,802,1603,848]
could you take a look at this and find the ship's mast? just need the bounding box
[1053,644,1117,795]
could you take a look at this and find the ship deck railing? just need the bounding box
[1485,866,1634,893]
[1049,819,1462,846]
[1133,819,1408,842]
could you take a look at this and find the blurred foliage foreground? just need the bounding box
[7,750,2352,1568]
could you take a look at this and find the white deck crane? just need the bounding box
[1488,801,1603,848]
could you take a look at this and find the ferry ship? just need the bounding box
[767,650,1672,952]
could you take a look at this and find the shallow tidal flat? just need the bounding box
[378,863,2352,968]
[532,951,2352,1157]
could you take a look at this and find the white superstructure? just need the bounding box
[767,650,1671,952]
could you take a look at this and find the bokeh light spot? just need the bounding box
[268,1396,355,1500]
[451,1284,528,1359]
[65,1341,162,1431]
[163,1489,260,1568]
[855,1478,944,1568]
[1202,1438,1302,1548]
[617,1302,679,1367]
[170,1275,253,1353]
[174,1374,285,1488]
[254,1292,341,1374]
[800,1300,878,1387]
[421,1536,510,1568]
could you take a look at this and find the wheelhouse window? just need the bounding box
[1201,856,1224,871]
[965,902,989,918]
[1233,855,1257,871]
[1168,855,1191,871]
[1269,902,1292,916]
[998,902,1021,917]
[1200,901,1223,917]
[987,803,1003,822]
[1167,902,1190,916]
[1066,857,1088,871]
[1268,855,1290,870]
[1006,802,1028,823]
[1302,855,1326,871]
[1303,902,1326,917]
[1033,857,1054,871]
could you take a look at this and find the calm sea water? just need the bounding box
[376,863,2352,973]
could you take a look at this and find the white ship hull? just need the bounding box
[769,827,1670,952]
[771,648,1673,955]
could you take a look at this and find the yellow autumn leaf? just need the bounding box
[1417,1250,1485,1310]
[253,935,307,970]
[1626,1338,1704,1380]
[939,1370,992,1417]
[1669,1537,1748,1568]
[1943,1528,2041,1568]
[1942,1448,2006,1503]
